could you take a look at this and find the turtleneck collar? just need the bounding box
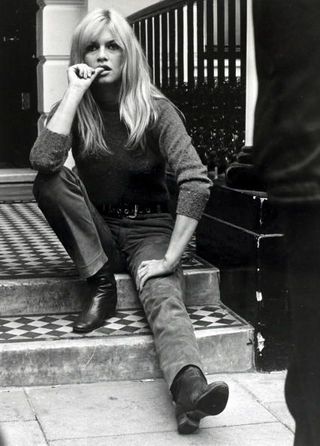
[97,100,120,112]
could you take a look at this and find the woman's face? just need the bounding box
[84,27,124,86]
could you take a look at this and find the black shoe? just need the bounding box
[73,265,117,333]
[171,366,229,434]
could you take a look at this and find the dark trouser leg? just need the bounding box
[33,167,125,278]
[123,214,203,388]
[138,268,203,388]
[284,206,320,446]
[124,214,228,434]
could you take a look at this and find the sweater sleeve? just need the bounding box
[29,128,72,173]
[29,103,72,173]
[154,98,212,220]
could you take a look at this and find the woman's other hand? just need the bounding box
[137,258,176,291]
[67,64,104,95]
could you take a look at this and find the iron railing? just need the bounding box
[128,0,247,89]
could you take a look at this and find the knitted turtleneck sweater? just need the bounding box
[30,98,212,220]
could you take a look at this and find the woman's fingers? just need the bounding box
[137,261,152,290]
[137,259,171,291]
[91,66,104,79]
[67,64,104,93]
[140,273,150,290]
[139,267,153,290]
[76,64,94,79]
[68,64,97,82]
[137,265,148,280]
[139,260,150,268]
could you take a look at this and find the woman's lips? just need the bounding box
[99,68,111,77]
[98,66,111,72]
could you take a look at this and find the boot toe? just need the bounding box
[72,319,104,333]
[72,313,111,333]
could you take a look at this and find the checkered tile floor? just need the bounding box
[0,305,243,343]
[0,202,210,279]
[0,202,77,278]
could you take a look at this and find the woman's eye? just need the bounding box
[86,43,98,52]
[107,42,120,51]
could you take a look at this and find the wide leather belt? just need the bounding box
[96,203,169,219]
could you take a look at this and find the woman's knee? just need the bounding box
[33,166,77,202]
[139,272,185,306]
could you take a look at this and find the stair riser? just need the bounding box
[0,269,220,316]
[0,329,254,387]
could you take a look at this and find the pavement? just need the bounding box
[0,370,294,446]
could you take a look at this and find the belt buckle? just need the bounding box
[127,204,138,219]
[117,208,123,218]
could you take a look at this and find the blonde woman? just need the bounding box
[30,8,228,434]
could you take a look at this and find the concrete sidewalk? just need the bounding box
[0,371,294,446]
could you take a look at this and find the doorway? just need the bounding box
[0,0,38,169]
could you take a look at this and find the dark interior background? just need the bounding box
[0,0,38,168]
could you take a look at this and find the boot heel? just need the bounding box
[176,411,200,435]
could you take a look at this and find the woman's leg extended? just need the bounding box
[33,167,125,278]
[121,214,229,433]
[125,216,228,433]
[126,229,202,387]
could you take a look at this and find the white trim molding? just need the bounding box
[86,0,161,18]
[37,0,85,6]
[245,0,258,147]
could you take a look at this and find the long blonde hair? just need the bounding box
[70,8,164,153]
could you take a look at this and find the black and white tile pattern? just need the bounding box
[0,202,77,278]
[0,305,243,343]
[0,202,210,279]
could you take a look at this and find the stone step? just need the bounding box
[0,264,220,316]
[0,303,254,386]
[0,200,220,315]
[0,169,36,201]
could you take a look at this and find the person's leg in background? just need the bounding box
[253,1,320,443]
[33,167,126,332]
[122,213,229,434]
[284,206,320,446]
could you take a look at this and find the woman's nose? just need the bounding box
[97,46,108,61]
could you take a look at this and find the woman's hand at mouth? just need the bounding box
[67,64,104,94]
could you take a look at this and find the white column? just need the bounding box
[36,0,86,114]
[244,0,258,147]
[37,0,85,168]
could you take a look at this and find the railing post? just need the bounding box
[245,0,258,147]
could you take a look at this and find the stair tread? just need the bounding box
[0,202,221,316]
[0,303,251,345]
